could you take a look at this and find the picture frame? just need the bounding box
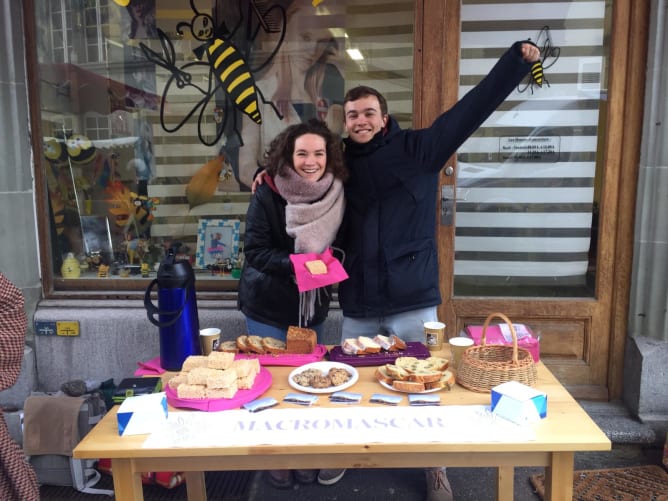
[195,218,240,269]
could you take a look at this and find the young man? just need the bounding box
[337,41,540,500]
[252,41,540,496]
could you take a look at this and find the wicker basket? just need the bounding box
[456,312,537,393]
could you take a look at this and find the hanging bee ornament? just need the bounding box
[518,26,561,94]
[139,0,287,147]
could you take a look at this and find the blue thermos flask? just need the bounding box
[144,247,201,370]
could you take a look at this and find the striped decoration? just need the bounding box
[455,0,606,286]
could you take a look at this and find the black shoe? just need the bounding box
[266,470,293,489]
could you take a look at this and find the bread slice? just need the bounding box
[261,336,287,354]
[426,356,449,372]
[392,379,426,392]
[397,358,435,374]
[394,357,419,371]
[246,335,266,354]
[305,259,327,274]
[390,334,407,350]
[341,337,366,355]
[218,340,239,353]
[374,365,395,385]
[373,334,394,351]
[424,370,455,391]
[236,335,251,353]
[406,370,443,384]
[357,336,381,353]
[385,363,410,381]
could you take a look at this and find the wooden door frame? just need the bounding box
[414,0,650,400]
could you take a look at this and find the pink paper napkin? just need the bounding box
[135,357,166,376]
[290,248,348,292]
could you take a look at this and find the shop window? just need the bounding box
[453,1,611,298]
[33,0,415,293]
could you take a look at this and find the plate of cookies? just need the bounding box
[288,361,359,394]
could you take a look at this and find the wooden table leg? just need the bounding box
[544,451,574,501]
[185,471,207,500]
[496,465,514,501]
[111,459,144,501]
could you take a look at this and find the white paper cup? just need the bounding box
[424,321,446,351]
[449,336,474,369]
[199,328,221,355]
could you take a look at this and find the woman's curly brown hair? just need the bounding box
[261,119,348,182]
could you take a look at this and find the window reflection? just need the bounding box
[36,0,414,288]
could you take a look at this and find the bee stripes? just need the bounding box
[207,38,262,124]
[530,60,544,87]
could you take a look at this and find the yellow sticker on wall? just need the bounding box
[56,321,80,336]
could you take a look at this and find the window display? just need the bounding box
[34,0,415,288]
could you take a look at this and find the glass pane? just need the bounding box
[35,0,414,288]
[454,1,609,298]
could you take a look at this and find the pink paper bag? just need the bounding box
[465,323,540,362]
[289,248,348,293]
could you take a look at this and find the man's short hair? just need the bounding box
[343,86,388,116]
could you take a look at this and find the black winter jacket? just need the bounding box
[338,42,532,318]
[238,182,331,328]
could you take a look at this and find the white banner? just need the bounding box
[142,405,535,449]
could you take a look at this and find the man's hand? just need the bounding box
[251,169,267,194]
[520,42,541,63]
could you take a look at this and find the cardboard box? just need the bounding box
[491,381,547,425]
[116,392,168,436]
[466,323,540,362]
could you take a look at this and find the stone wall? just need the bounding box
[29,300,342,392]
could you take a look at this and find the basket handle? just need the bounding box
[481,312,519,364]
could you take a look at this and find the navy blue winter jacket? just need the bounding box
[238,182,331,328]
[338,42,532,318]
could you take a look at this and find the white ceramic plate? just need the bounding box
[288,361,359,394]
[377,379,443,394]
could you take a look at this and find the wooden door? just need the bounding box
[414,0,649,400]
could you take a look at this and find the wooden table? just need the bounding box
[73,359,610,501]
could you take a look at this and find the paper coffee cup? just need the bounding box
[424,321,446,351]
[449,336,474,370]
[199,328,221,355]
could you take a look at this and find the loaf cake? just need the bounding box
[286,326,317,354]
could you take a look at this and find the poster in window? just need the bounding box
[195,219,240,269]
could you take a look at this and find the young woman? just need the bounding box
[237,118,347,489]
[238,118,347,339]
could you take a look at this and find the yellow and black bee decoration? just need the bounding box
[518,26,561,94]
[139,0,287,147]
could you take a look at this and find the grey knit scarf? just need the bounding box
[274,168,345,253]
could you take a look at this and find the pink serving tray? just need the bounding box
[165,366,272,411]
[234,344,328,366]
[328,341,431,367]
